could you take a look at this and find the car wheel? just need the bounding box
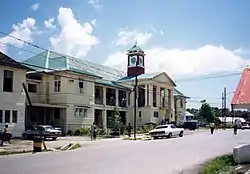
[168,133,172,138]
[52,137,57,141]
[179,131,184,137]
[153,137,158,140]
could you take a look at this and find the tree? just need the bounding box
[187,108,199,119]
[199,103,215,123]
[109,107,122,133]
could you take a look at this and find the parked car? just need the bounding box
[241,123,250,130]
[22,125,62,140]
[149,124,184,139]
[181,120,199,130]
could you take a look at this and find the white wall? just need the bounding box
[0,66,26,137]
[175,97,187,123]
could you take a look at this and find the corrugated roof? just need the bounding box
[23,51,100,78]
[0,52,32,70]
[231,68,250,105]
[174,88,190,99]
[23,50,176,91]
[117,72,161,82]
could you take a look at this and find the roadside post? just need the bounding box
[33,136,43,153]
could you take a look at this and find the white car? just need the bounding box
[149,124,184,139]
[241,123,250,130]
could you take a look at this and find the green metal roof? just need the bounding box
[23,51,100,78]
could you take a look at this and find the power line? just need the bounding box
[0,40,236,101]
[0,31,246,83]
[0,33,244,104]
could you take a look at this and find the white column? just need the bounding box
[145,84,148,106]
[116,89,119,106]
[149,85,153,107]
[156,86,160,107]
[102,110,107,129]
[103,87,106,105]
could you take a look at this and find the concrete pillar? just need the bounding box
[102,110,107,128]
[156,86,160,107]
[103,87,106,105]
[145,84,148,106]
[149,85,153,107]
[116,89,119,106]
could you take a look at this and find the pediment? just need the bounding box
[153,72,176,87]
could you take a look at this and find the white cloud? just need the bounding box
[0,18,36,52]
[31,3,40,11]
[49,7,99,58]
[44,18,56,30]
[114,27,152,46]
[233,48,250,55]
[88,0,101,8]
[103,45,250,79]
[91,19,97,27]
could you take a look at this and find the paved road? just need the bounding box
[1,130,250,174]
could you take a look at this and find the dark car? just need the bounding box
[22,125,62,141]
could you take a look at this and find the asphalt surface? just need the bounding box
[1,129,250,174]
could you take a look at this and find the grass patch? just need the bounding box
[69,143,81,150]
[200,154,237,174]
[0,149,52,156]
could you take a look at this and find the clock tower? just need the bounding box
[127,44,145,77]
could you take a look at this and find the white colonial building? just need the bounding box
[0,45,189,136]
[0,52,30,137]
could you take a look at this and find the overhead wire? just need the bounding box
[0,32,243,102]
[0,41,235,105]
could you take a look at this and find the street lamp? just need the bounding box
[133,59,139,140]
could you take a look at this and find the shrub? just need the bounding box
[97,128,106,136]
[74,127,90,136]
[137,124,154,134]
[200,154,237,174]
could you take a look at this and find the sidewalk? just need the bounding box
[0,136,121,154]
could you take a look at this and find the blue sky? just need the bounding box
[1,0,250,108]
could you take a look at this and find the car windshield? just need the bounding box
[44,126,55,130]
[155,125,169,129]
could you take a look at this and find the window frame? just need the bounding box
[153,111,158,118]
[0,110,2,123]
[28,83,37,93]
[12,110,18,123]
[4,110,10,123]
[54,75,61,92]
[78,78,84,93]
[3,70,13,92]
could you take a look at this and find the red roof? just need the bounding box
[232,68,250,105]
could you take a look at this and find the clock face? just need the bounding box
[130,55,137,66]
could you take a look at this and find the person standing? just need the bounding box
[233,120,238,135]
[126,122,133,138]
[3,125,8,133]
[210,122,215,134]
[91,122,97,140]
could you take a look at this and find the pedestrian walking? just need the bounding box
[233,120,238,135]
[91,122,97,140]
[210,122,215,134]
[126,122,133,138]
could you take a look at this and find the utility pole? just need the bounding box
[223,87,227,129]
[133,59,139,140]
